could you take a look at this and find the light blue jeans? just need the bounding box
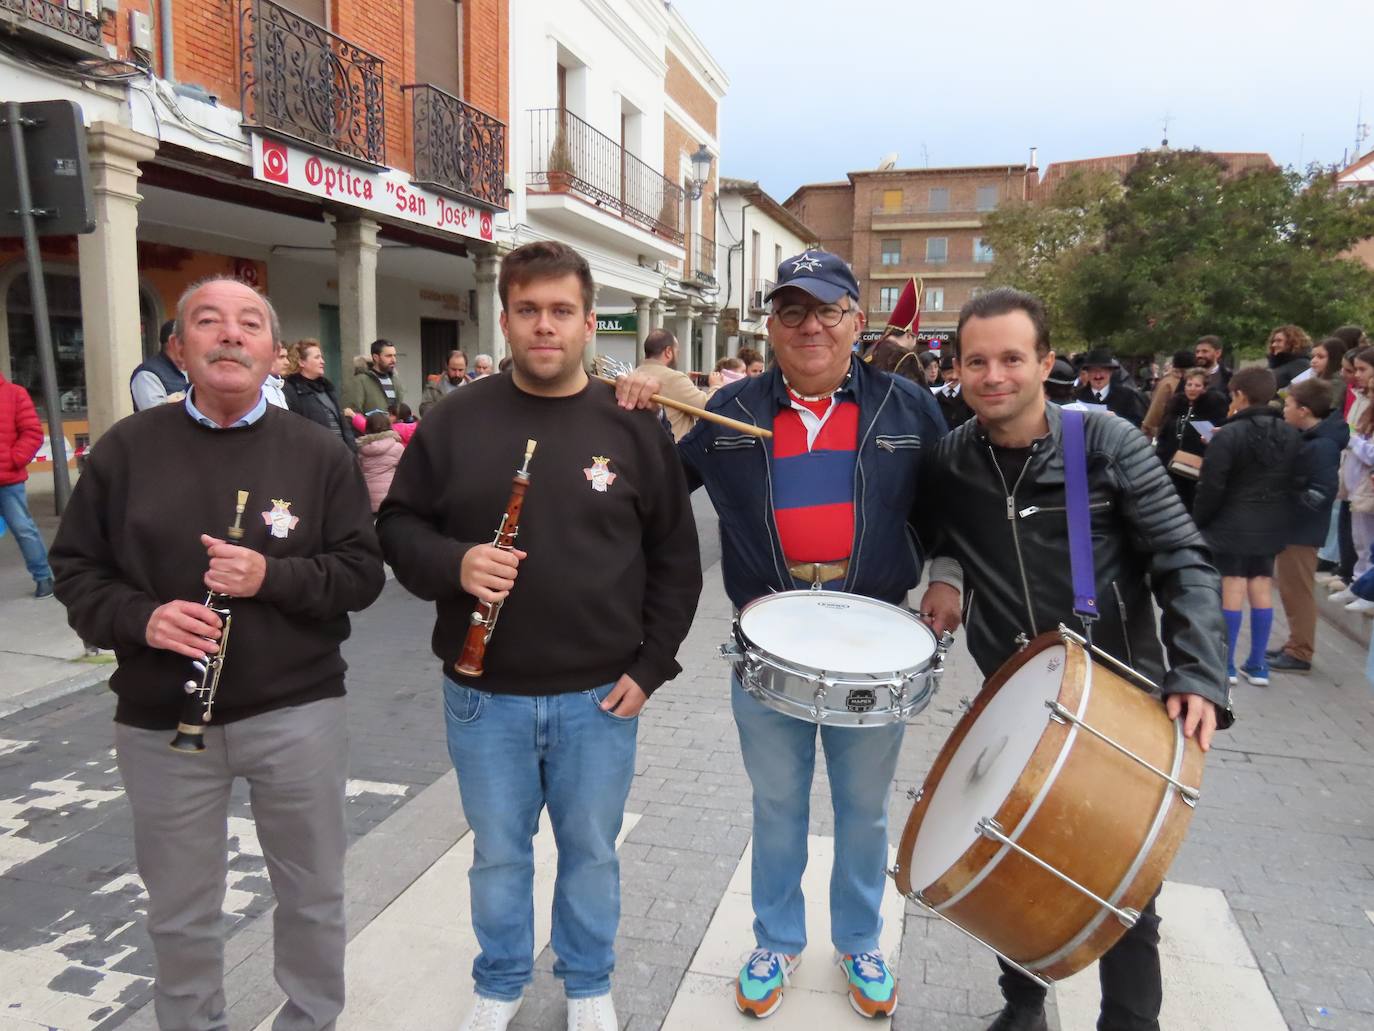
[443,677,638,1001]
[731,675,904,956]
[0,482,51,584]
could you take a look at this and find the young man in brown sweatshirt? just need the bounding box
[378,241,701,1031]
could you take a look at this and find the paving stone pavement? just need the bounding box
[1,489,1373,1030]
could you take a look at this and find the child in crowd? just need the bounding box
[356,411,405,514]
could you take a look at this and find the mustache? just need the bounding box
[205,348,254,368]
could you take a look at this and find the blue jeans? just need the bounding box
[730,675,904,956]
[443,677,638,1001]
[0,482,51,583]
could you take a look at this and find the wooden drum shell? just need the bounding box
[892,631,1204,982]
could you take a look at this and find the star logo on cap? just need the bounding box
[790,254,823,273]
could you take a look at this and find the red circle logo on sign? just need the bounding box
[262,140,290,184]
[480,211,493,240]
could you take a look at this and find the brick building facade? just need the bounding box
[785,164,1036,341]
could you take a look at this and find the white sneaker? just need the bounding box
[1329,588,1356,604]
[567,992,618,1031]
[459,994,522,1031]
[1346,598,1374,614]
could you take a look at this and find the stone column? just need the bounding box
[700,308,720,367]
[474,248,504,362]
[76,122,159,441]
[634,296,652,350]
[333,216,380,361]
[673,303,695,370]
[649,299,665,331]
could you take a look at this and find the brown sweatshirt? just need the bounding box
[50,404,385,729]
[377,373,702,696]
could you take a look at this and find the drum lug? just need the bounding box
[718,641,742,661]
[906,786,923,803]
[812,679,833,721]
[957,696,973,713]
[1044,700,1201,806]
[975,817,1142,930]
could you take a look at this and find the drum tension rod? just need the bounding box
[885,875,1052,990]
[1044,700,1200,808]
[975,818,1141,929]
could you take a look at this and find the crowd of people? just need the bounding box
[20,238,1366,1031]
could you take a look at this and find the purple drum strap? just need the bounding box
[1060,408,1098,623]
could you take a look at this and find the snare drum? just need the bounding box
[890,627,1204,983]
[721,590,947,726]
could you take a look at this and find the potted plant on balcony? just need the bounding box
[546,123,574,193]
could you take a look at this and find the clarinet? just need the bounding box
[455,439,537,678]
[170,489,249,753]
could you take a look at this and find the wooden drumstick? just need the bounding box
[589,373,772,439]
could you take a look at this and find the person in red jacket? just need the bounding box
[0,372,53,597]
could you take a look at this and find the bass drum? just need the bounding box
[890,629,1205,982]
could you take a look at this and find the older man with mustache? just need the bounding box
[50,276,385,1031]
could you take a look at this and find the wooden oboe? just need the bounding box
[170,489,249,753]
[455,439,537,678]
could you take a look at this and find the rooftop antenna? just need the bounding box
[1160,111,1172,149]
[877,153,898,171]
[1356,95,1370,160]
[920,143,930,168]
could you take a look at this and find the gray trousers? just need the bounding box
[116,696,348,1031]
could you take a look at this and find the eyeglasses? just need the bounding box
[773,302,852,329]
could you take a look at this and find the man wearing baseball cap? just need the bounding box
[617,250,960,1019]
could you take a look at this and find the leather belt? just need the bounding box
[787,559,849,585]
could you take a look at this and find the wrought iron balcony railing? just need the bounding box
[528,108,684,244]
[401,84,506,210]
[240,0,386,165]
[688,234,716,286]
[0,0,103,50]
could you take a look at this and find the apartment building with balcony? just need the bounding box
[510,0,726,371]
[716,178,817,358]
[2,0,511,452]
[785,163,1036,348]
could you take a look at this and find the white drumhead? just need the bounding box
[738,592,936,675]
[907,644,1068,890]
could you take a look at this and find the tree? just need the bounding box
[982,170,1120,354]
[982,150,1374,360]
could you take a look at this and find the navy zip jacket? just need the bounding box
[1288,410,1348,548]
[678,356,949,609]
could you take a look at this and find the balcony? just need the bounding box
[0,0,105,58]
[240,0,386,166]
[870,206,990,230]
[748,279,775,314]
[403,84,506,210]
[687,234,716,287]
[527,108,684,244]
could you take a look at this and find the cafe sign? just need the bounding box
[251,135,495,244]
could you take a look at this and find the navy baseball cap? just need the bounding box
[764,250,860,305]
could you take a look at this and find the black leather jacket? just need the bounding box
[915,403,1232,722]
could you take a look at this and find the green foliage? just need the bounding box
[980,150,1374,359]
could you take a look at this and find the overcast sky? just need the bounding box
[671,0,1374,202]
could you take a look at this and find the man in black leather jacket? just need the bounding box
[913,287,1231,1031]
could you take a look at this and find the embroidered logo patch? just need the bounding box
[583,456,617,493]
[261,499,300,539]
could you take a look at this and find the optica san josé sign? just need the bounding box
[251,135,495,244]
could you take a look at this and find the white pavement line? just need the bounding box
[663,836,904,1029]
[344,778,409,798]
[1054,881,1287,1030]
[251,811,642,1031]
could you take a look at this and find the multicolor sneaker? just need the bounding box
[839,950,898,1018]
[735,949,799,1018]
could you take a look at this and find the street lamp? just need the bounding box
[686,144,714,200]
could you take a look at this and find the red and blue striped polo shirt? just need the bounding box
[772,390,859,563]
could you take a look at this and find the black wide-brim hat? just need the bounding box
[1080,347,1120,370]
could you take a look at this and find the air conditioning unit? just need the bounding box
[749,290,766,314]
